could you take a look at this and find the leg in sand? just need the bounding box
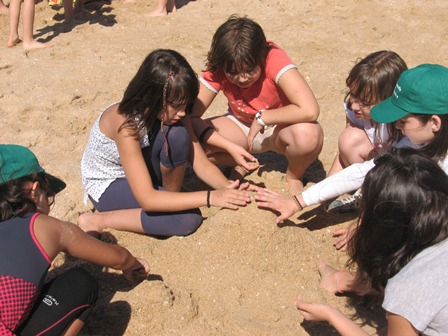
[318,261,355,294]
[147,0,176,17]
[273,122,324,195]
[78,208,145,237]
[7,0,22,47]
[10,0,53,50]
[0,1,8,15]
[318,261,372,295]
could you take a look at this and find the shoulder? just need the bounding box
[265,42,297,83]
[383,240,448,331]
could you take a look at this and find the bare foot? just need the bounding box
[318,261,339,294]
[0,5,8,14]
[146,9,168,17]
[285,175,304,195]
[7,36,21,48]
[23,40,53,51]
[78,212,103,237]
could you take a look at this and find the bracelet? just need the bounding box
[292,195,303,211]
[198,126,214,143]
[255,110,267,127]
[206,190,211,208]
[336,268,346,294]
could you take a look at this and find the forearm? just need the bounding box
[301,159,375,206]
[326,308,369,336]
[193,161,230,189]
[259,104,319,126]
[138,189,210,211]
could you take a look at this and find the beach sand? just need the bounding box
[1,0,447,334]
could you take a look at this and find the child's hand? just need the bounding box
[253,188,300,223]
[295,295,336,322]
[210,188,251,209]
[247,120,264,151]
[123,258,150,283]
[332,225,357,251]
[228,144,259,172]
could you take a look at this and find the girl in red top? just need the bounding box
[191,15,324,195]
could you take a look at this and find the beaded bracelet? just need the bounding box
[292,195,303,211]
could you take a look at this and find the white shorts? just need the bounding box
[225,113,276,153]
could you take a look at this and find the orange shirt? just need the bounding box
[200,42,297,124]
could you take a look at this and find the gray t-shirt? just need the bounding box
[383,238,448,335]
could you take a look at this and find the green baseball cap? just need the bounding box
[0,144,66,193]
[371,64,448,123]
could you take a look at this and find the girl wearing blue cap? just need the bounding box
[0,144,149,335]
[295,147,448,335]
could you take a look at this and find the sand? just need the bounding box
[1,0,447,334]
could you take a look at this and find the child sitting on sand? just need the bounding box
[296,147,448,335]
[80,49,251,238]
[0,144,149,335]
[190,15,324,195]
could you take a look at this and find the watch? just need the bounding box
[255,110,267,127]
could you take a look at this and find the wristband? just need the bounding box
[206,190,211,208]
[255,110,267,127]
[198,126,214,143]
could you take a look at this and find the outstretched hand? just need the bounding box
[123,258,150,283]
[295,295,336,322]
[227,143,259,173]
[253,188,299,223]
[333,225,357,251]
[211,181,251,209]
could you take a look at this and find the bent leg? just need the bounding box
[79,178,202,237]
[273,122,324,194]
[18,268,99,336]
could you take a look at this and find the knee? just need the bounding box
[288,122,324,154]
[338,127,367,154]
[173,212,203,236]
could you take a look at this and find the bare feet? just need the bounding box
[146,8,168,17]
[23,40,53,51]
[0,4,8,14]
[7,35,21,48]
[318,261,340,294]
[285,175,304,195]
[78,212,103,237]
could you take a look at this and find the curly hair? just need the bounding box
[347,147,448,292]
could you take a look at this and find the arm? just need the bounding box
[386,313,419,336]
[184,115,231,189]
[254,67,320,126]
[295,298,369,336]
[35,215,150,283]
[115,119,247,210]
[191,83,258,171]
[301,158,376,207]
[247,67,319,149]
